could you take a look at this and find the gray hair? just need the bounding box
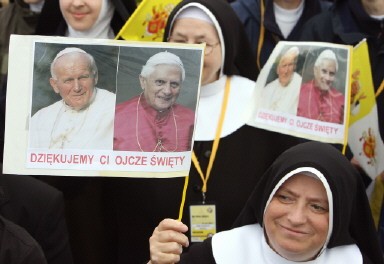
[276,46,300,65]
[314,49,338,71]
[141,51,185,81]
[50,47,98,79]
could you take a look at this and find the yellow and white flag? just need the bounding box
[348,39,384,180]
[115,0,181,41]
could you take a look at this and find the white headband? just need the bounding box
[176,6,213,24]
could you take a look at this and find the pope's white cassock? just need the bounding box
[260,72,302,115]
[29,88,115,149]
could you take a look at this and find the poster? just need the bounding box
[3,35,204,177]
[245,41,352,144]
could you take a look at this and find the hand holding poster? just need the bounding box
[3,35,204,177]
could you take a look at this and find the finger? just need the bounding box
[150,240,183,255]
[150,251,181,264]
[158,218,188,233]
[150,229,189,248]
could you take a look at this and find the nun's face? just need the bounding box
[60,0,103,31]
[169,18,222,85]
[263,174,329,261]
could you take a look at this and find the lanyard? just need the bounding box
[192,77,232,204]
[257,0,265,71]
[376,79,384,98]
[256,1,279,71]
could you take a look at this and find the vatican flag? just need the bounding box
[115,0,181,41]
[348,39,384,180]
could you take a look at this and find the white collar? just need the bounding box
[212,224,362,264]
[199,75,226,97]
[371,14,384,20]
[194,75,255,141]
[274,1,304,38]
[29,1,45,13]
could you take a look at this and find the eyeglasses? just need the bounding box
[168,36,220,56]
[204,42,220,56]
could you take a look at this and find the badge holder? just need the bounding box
[189,193,217,243]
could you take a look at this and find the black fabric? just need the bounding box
[0,214,47,264]
[105,126,300,263]
[163,0,258,81]
[31,2,136,263]
[231,0,330,69]
[30,1,295,263]
[35,0,137,36]
[0,75,6,163]
[0,0,41,86]
[233,141,383,264]
[179,237,215,264]
[299,0,384,140]
[0,174,73,264]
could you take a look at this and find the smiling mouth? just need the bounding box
[71,12,87,19]
[72,92,87,98]
[281,225,307,235]
[158,96,172,102]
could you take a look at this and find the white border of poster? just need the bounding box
[245,41,352,144]
[3,35,204,177]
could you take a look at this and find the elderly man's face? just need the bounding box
[50,53,97,110]
[314,59,336,91]
[140,64,182,112]
[59,0,103,32]
[277,53,296,87]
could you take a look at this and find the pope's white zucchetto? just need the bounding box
[53,47,87,62]
[141,51,185,81]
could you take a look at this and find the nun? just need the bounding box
[149,141,383,264]
[103,0,300,262]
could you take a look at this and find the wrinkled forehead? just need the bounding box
[317,59,337,69]
[150,64,183,77]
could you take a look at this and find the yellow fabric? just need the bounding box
[370,175,384,229]
[370,80,384,229]
[115,0,181,41]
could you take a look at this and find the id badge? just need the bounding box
[189,203,217,242]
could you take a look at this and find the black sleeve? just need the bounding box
[20,245,48,264]
[180,237,216,264]
[299,11,335,42]
[0,215,48,264]
[33,188,74,264]
[0,175,74,264]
